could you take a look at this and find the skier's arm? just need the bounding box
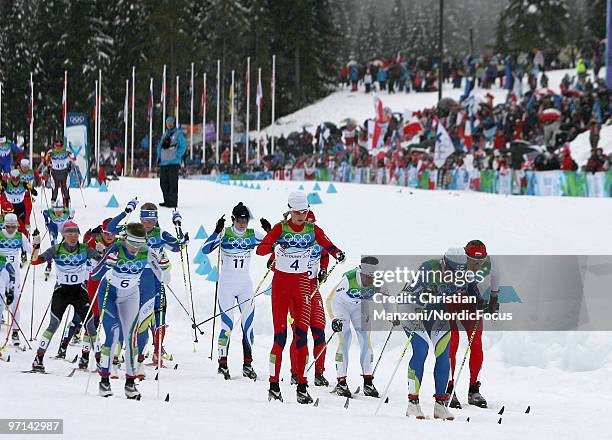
[313,225,343,260]
[201,230,221,254]
[320,248,330,271]
[256,223,282,256]
[90,245,118,281]
[106,211,127,234]
[31,246,56,265]
[160,230,182,252]
[86,246,103,262]
[20,235,33,255]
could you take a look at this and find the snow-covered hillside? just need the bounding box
[1,178,611,439]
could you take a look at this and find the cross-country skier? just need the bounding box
[0,136,22,174]
[289,210,330,387]
[201,202,270,380]
[0,169,38,235]
[17,159,41,233]
[398,248,472,421]
[30,221,100,373]
[447,239,500,409]
[326,256,381,398]
[44,139,73,207]
[0,254,16,329]
[106,200,185,372]
[256,191,345,404]
[43,200,75,280]
[0,213,34,346]
[90,222,152,399]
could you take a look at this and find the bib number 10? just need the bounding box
[64,274,79,283]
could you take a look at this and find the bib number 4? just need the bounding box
[290,259,300,271]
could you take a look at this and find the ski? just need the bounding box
[66,368,97,377]
[52,354,78,363]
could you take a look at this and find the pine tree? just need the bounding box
[388,0,408,54]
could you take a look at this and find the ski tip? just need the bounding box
[174,364,179,370]
[71,355,78,363]
[154,373,159,381]
[384,397,389,404]
[498,417,502,425]
[525,405,531,414]
[498,406,505,415]
[164,393,170,402]
[66,369,75,377]
[344,397,350,409]
[6,355,10,362]
[313,398,319,407]
[466,417,470,422]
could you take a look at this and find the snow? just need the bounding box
[262,68,606,166]
[2,178,612,439]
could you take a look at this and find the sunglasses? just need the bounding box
[292,209,309,215]
[126,239,147,250]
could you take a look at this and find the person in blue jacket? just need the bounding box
[0,136,23,175]
[156,117,186,208]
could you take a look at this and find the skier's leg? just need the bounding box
[236,286,255,364]
[70,285,97,359]
[293,273,312,385]
[330,293,352,379]
[98,282,120,379]
[116,287,140,378]
[407,329,429,398]
[466,319,483,386]
[310,285,327,375]
[269,273,291,383]
[430,320,451,400]
[216,283,236,361]
[448,320,460,383]
[36,286,70,358]
[136,270,156,362]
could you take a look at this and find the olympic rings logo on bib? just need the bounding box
[225,237,253,249]
[58,253,86,265]
[281,233,312,248]
[0,239,22,248]
[116,259,145,274]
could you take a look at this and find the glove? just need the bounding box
[6,288,14,306]
[336,251,346,263]
[172,211,183,226]
[125,198,138,214]
[260,218,271,233]
[95,242,106,253]
[30,187,38,196]
[214,215,225,234]
[391,319,401,327]
[276,241,289,250]
[317,267,327,283]
[32,229,41,248]
[331,318,343,333]
[486,293,500,314]
[162,136,171,149]
[181,232,190,247]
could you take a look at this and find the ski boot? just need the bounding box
[56,346,67,359]
[217,358,230,380]
[468,381,487,408]
[434,398,455,420]
[332,378,352,398]
[446,382,462,409]
[406,395,425,419]
[11,331,20,347]
[99,377,113,397]
[363,376,379,398]
[242,362,257,380]
[124,378,141,400]
[296,383,313,404]
[44,263,52,281]
[31,355,45,373]
[290,373,298,385]
[314,372,329,387]
[70,333,82,346]
[268,382,283,402]
[78,354,89,370]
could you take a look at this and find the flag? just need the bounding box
[433,118,454,167]
[464,117,473,150]
[461,77,480,117]
[28,77,34,126]
[403,116,423,140]
[256,74,263,110]
[368,95,388,150]
[396,50,402,64]
[148,79,154,122]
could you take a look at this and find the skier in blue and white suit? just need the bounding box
[201,202,270,381]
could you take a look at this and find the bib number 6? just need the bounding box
[121,279,130,288]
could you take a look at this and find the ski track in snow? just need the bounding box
[1,178,611,439]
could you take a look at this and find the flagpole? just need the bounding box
[271,54,276,155]
[94,79,98,175]
[162,64,166,137]
[97,69,102,175]
[63,71,67,136]
[123,79,128,177]
[0,81,2,133]
[202,73,206,165]
[257,67,261,166]
[216,59,220,164]
[149,77,153,177]
[175,75,180,126]
[29,73,33,161]
[130,66,135,176]
[230,70,235,166]
[190,62,194,160]
[246,56,250,165]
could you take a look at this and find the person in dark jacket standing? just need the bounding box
[157,116,186,208]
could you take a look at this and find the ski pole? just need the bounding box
[374,317,423,416]
[448,318,482,405]
[174,221,198,344]
[173,223,197,347]
[208,245,221,360]
[30,265,35,341]
[250,258,274,305]
[310,261,339,299]
[305,331,336,373]
[196,262,271,331]
[70,166,87,208]
[33,298,52,340]
[165,283,203,334]
[157,273,166,399]
[372,324,395,376]
[0,294,32,351]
